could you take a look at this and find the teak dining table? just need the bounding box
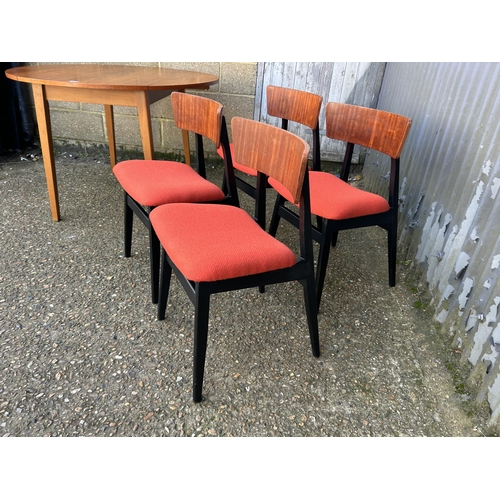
[5,64,219,221]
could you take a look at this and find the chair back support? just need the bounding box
[267,86,323,130]
[171,92,222,148]
[325,102,412,159]
[231,117,310,204]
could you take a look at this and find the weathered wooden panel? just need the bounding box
[254,62,386,162]
[363,62,500,426]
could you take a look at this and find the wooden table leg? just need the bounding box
[104,104,117,168]
[136,90,154,160]
[32,83,60,222]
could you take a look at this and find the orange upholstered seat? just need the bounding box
[269,171,390,220]
[113,160,225,207]
[150,203,296,282]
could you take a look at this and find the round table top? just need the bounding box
[5,63,219,91]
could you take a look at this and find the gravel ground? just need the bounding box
[0,145,496,439]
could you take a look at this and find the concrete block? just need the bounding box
[220,63,257,95]
[151,96,174,120]
[163,122,189,152]
[51,109,105,143]
[112,113,162,149]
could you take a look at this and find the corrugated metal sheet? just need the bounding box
[254,62,386,162]
[363,62,500,425]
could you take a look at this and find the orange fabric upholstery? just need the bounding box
[268,171,390,220]
[150,203,297,282]
[113,160,225,207]
[217,143,257,177]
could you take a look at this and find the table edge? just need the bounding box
[5,66,219,91]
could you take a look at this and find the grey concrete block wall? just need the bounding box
[29,62,258,156]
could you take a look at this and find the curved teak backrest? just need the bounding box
[325,102,412,159]
[266,86,323,130]
[171,92,223,148]
[231,117,310,204]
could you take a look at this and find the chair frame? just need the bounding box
[121,93,239,304]
[155,117,320,402]
[269,102,412,310]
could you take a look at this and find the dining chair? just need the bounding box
[150,116,320,402]
[217,85,322,221]
[113,92,239,304]
[268,102,412,310]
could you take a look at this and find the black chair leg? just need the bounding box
[331,230,339,248]
[193,285,210,403]
[302,274,320,357]
[315,223,334,311]
[221,174,228,196]
[124,193,133,258]
[149,224,160,304]
[268,194,285,237]
[157,250,172,321]
[388,222,397,287]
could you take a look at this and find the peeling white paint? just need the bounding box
[443,284,455,299]
[470,227,479,242]
[416,202,437,263]
[436,224,458,296]
[435,308,449,323]
[458,277,474,310]
[436,284,455,312]
[399,176,407,212]
[470,298,500,365]
[455,252,470,278]
[401,193,425,244]
[450,182,484,262]
[469,323,493,366]
[467,181,484,219]
[482,159,492,176]
[491,177,500,199]
[492,254,500,270]
[425,208,443,263]
[492,320,500,345]
[435,182,484,297]
[481,343,499,370]
[428,213,452,290]
[488,374,500,425]
[465,310,477,327]
[486,297,499,325]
